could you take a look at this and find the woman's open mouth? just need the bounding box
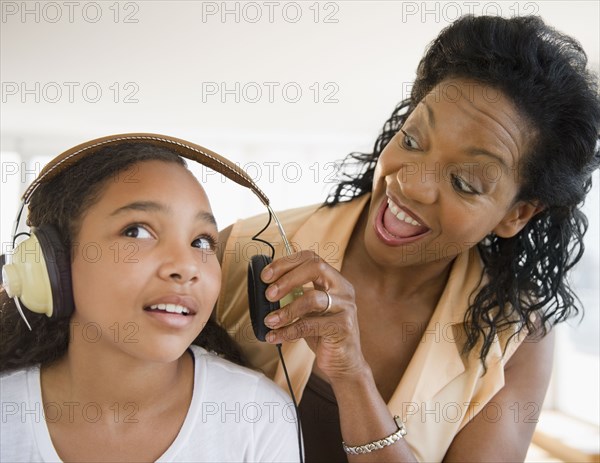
[374,197,431,245]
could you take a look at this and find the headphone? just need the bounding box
[0,133,296,333]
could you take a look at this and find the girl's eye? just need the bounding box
[400,129,420,150]
[192,235,217,251]
[123,225,153,239]
[451,174,480,195]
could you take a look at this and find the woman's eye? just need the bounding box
[400,129,420,150]
[451,174,479,195]
[123,225,153,239]
[192,235,217,251]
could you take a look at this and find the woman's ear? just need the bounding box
[493,200,544,238]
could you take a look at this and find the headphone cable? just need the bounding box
[253,211,304,463]
[277,343,304,463]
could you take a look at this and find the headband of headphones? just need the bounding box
[21,133,270,206]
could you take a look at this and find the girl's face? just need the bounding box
[365,78,540,268]
[70,160,221,363]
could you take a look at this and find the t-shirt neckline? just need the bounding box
[30,346,204,462]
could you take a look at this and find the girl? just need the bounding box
[1,137,300,462]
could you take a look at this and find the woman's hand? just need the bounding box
[262,250,418,462]
[261,250,369,383]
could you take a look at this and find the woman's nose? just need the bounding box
[396,161,439,205]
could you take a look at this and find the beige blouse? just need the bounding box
[217,195,527,462]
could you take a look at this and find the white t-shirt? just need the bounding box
[1,345,301,462]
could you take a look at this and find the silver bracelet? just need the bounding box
[342,415,407,455]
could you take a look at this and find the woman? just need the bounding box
[0,138,300,462]
[216,15,600,462]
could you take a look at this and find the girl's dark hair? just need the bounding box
[0,143,246,372]
[326,15,600,364]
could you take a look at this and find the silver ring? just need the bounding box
[321,290,332,314]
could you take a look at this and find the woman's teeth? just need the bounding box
[148,303,190,315]
[387,199,422,226]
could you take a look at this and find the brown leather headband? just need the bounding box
[21,133,270,206]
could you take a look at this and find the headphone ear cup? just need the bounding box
[248,255,280,342]
[34,225,74,319]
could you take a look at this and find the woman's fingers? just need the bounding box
[260,250,367,381]
[261,250,354,328]
[261,250,333,298]
[261,249,318,281]
[264,288,332,329]
[265,314,352,344]
[265,315,320,343]
[260,249,356,337]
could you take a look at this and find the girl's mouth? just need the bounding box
[144,303,191,316]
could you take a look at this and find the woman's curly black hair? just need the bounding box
[0,143,246,372]
[326,15,600,365]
